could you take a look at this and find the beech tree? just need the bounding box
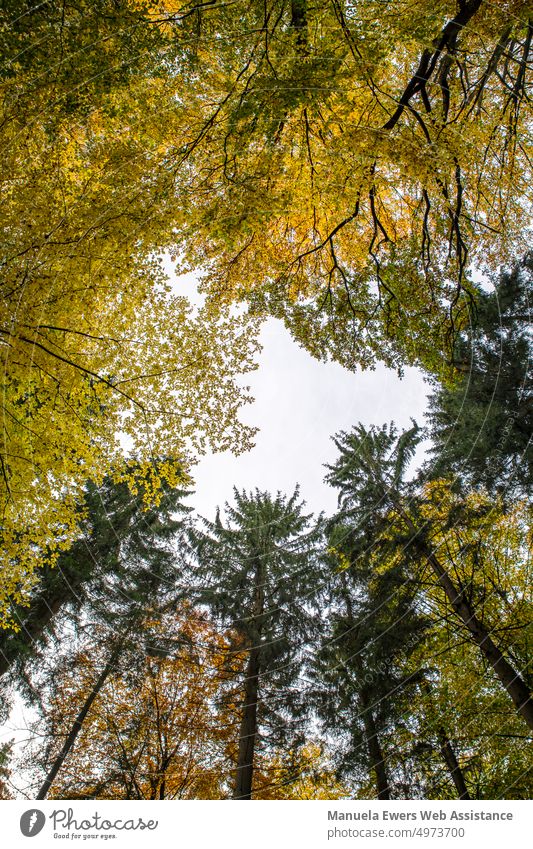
[408,624,533,799]
[0,0,260,623]
[168,0,533,372]
[2,1,531,802]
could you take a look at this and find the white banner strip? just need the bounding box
[3,799,532,849]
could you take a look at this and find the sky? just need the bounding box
[167,264,431,523]
[189,316,430,522]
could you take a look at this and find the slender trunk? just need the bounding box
[420,680,470,799]
[233,556,265,800]
[421,543,533,730]
[339,573,391,799]
[358,688,391,800]
[36,640,124,800]
[437,728,470,800]
[233,645,261,800]
[400,503,533,730]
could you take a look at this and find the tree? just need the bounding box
[405,589,533,801]
[4,468,195,799]
[0,279,258,628]
[191,487,323,799]
[0,467,191,683]
[0,1,260,624]
[167,0,533,372]
[27,608,243,800]
[324,422,533,731]
[426,253,533,496]
[313,454,431,799]
[3,1,531,614]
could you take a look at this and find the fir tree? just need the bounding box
[191,487,323,799]
[426,254,533,497]
[313,429,430,799]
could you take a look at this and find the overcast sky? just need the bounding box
[189,316,430,522]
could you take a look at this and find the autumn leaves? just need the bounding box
[0,0,532,801]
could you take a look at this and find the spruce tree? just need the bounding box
[313,440,429,799]
[426,254,532,496]
[0,466,191,685]
[191,487,323,799]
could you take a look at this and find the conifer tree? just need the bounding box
[313,449,429,799]
[0,466,191,685]
[427,254,533,496]
[191,487,323,799]
[324,422,533,731]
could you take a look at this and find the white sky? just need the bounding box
[168,264,431,522]
[189,316,430,522]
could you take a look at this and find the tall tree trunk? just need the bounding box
[421,543,533,731]
[420,680,470,799]
[233,645,261,800]
[437,727,470,800]
[36,640,124,800]
[233,556,265,800]
[399,501,533,730]
[358,688,391,800]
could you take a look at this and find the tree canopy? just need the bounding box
[167,0,533,372]
[1,0,532,804]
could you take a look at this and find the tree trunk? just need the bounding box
[420,680,470,799]
[291,0,307,46]
[422,544,533,731]
[399,499,533,730]
[437,727,470,800]
[36,640,123,800]
[233,645,261,800]
[233,556,265,800]
[358,689,391,800]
